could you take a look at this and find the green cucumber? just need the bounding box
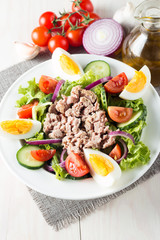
[84,60,111,79]
[101,86,107,111]
[117,105,147,130]
[16,145,44,169]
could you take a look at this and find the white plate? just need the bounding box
[0,54,160,200]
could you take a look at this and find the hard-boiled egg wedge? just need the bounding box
[119,65,151,100]
[0,119,41,139]
[84,149,121,187]
[52,47,84,81]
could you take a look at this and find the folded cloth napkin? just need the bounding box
[0,50,160,231]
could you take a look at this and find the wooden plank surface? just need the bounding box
[0,0,160,239]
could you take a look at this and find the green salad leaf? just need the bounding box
[52,153,69,180]
[58,70,102,102]
[120,139,150,170]
[16,78,46,107]
[32,102,52,122]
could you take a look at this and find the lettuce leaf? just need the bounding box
[120,139,150,170]
[32,102,52,122]
[58,70,102,102]
[52,153,69,180]
[16,78,46,107]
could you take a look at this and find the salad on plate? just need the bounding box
[0,48,151,187]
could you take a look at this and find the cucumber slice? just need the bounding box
[101,86,107,111]
[16,145,44,169]
[84,60,111,79]
[117,106,147,130]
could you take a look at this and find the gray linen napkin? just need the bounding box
[0,50,160,231]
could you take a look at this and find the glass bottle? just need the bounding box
[122,0,160,86]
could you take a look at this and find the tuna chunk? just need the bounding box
[43,85,115,157]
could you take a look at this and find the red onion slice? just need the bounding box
[83,19,124,56]
[60,149,66,163]
[116,139,128,164]
[51,80,65,102]
[44,163,54,172]
[59,149,67,168]
[85,76,112,90]
[26,139,62,145]
[108,130,135,144]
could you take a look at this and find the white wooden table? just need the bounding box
[0,0,160,239]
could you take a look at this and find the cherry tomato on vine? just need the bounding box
[31,26,51,47]
[66,27,85,47]
[80,12,100,26]
[59,13,79,32]
[48,35,69,53]
[72,0,94,13]
[39,11,57,29]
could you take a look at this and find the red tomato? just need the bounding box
[72,0,94,13]
[109,144,121,161]
[17,101,39,119]
[39,75,58,94]
[48,35,69,53]
[39,11,57,29]
[66,27,85,47]
[80,12,100,26]
[59,13,79,32]
[104,72,128,94]
[31,26,51,47]
[108,106,133,123]
[31,149,56,162]
[65,152,90,177]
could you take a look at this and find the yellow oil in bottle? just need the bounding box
[122,26,160,87]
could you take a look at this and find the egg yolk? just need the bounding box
[89,154,114,176]
[0,120,33,135]
[59,54,80,75]
[125,71,146,93]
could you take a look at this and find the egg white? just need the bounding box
[119,65,151,100]
[84,149,121,187]
[52,48,84,81]
[0,119,41,139]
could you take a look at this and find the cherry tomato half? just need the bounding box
[104,72,128,94]
[31,26,51,47]
[39,75,58,94]
[80,12,100,26]
[48,35,69,53]
[31,149,56,162]
[72,0,94,13]
[66,27,85,47]
[39,11,57,29]
[65,152,90,177]
[108,106,133,123]
[17,101,39,119]
[109,144,121,161]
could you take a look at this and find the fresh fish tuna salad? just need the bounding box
[43,85,115,157]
